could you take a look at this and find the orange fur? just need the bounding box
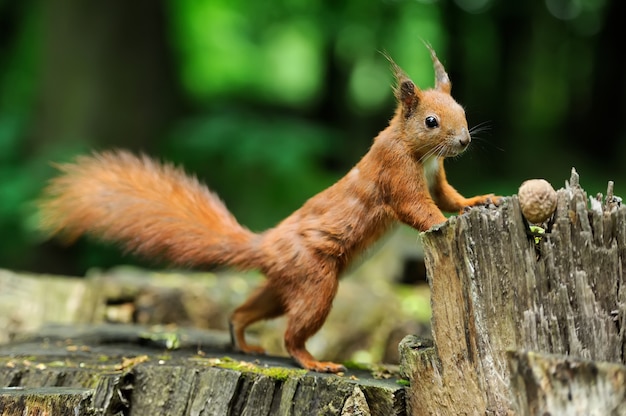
[39,47,497,373]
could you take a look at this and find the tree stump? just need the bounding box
[400,169,626,415]
[0,324,406,416]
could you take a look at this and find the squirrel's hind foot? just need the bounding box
[237,344,266,355]
[290,349,346,373]
[298,359,346,373]
[228,321,266,355]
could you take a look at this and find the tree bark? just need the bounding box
[508,350,626,416]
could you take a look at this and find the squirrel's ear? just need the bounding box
[425,44,452,94]
[383,52,420,117]
[396,78,419,118]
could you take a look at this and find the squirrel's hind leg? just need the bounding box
[283,272,345,373]
[229,283,285,354]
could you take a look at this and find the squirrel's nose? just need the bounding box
[459,130,471,147]
[459,136,470,146]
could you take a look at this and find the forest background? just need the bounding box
[0,0,623,275]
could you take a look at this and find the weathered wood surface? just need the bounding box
[0,324,406,416]
[0,269,105,344]
[403,170,626,415]
[508,350,626,416]
[0,387,96,416]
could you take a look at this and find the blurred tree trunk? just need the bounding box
[575,0,626,162]
[29,0,181,155]
[27,0,182,274]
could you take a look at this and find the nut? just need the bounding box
[518,179,557,223]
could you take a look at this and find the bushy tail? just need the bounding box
[40,150,261,269]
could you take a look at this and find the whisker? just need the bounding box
[415,140,442,158]
[416,151,431,163]
[417,144,444,164]
[471,136,505,153]
[414,140,440,153]
[470,120,492,129]
[417,149,435,164]
[469,121,492,137]
[468,121,504,153]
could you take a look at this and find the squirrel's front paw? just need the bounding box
[460,194,502,213]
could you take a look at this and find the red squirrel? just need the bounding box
[40,47,497,373]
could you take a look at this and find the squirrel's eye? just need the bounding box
[425,116,439,128]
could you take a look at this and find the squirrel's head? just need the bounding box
[389,46,471,159]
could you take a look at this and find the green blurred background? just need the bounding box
[1,0,623,275]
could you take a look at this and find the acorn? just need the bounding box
[518,179,557,224]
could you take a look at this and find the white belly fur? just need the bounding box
[423,156,439,192]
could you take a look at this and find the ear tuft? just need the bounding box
[381,50,420,118]
[424,42,452,94]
